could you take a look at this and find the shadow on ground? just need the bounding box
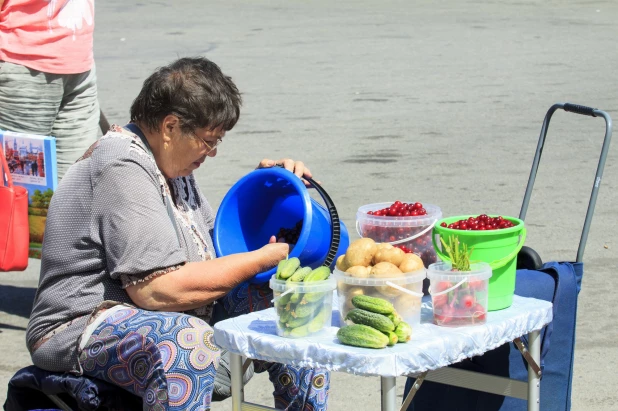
[0,285,36,320]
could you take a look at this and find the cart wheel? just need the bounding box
[516,246,543,270]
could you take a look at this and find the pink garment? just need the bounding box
[0,0,94,74]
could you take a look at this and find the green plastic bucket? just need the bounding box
[432,216,526,311]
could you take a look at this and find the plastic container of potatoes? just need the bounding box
[334,238,426,325]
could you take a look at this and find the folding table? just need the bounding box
[213,295,552,411]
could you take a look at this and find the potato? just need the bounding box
[344,286,365,311]
[345,265,371,278]
[394,294,422,318]
[344,238,378,267]
[376,242,394,250]
[399,253,425,273]
[364,288,383,299]
[336,254,350,272]
[369,262,403,278]
[371,261,404,297]
[377,284,402,298]
[372,247,405,266]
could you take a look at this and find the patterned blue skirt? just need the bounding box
[79,282,330,410]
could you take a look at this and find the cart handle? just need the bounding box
[519,103,613,263]
[563,103,597,117]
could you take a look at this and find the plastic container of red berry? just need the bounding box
[356,201,442,268]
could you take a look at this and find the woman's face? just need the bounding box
[161,118,225,179]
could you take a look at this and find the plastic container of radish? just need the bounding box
[427,261,492,327]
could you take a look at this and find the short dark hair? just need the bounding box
[130,57,242,134]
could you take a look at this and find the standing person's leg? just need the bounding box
[79,307,221,411]
[52,65,100,179]
[213,283,331,410]
[0,61,62,136]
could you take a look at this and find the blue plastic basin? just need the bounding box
[213,167,349,283]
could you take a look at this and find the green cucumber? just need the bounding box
[345,308,395,333]
[383,331,398,346]
[288,324,312,338]
[388,311,403,327]
[290,291,303,304]
[286,313,313,328]
[277,290,293,307]
[394,321,412,343]
[291,301,319,319]
[304,266,331,282]
[279,258,300,279]
[304,291,327,303]
[337,324,389,349]
[279,307,292,324]
[307,304,331,333]
[288,266,311,282]
[275,259,288,279]
[286,305,331,337]
[351,295,395,315]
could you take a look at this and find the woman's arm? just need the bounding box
[123,157,311,311]
[126,241,288,311]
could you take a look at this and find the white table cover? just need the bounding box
[213,295,552,378]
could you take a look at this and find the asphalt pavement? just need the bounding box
[1,0,617,409]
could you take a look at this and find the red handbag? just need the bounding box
[0,144,29,271]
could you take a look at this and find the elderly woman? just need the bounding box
[26,57,330,410]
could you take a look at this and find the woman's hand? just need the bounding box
[257,236,290,270]
[256,158,317,187]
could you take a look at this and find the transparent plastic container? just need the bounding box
[356,202,442,268]
[427,262,492,327]
[332,268,426,326]
[269,277,336,338]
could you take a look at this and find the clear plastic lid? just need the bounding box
[356,202,442,228]
[426,262,492,281]
[331,268,426,286]
[269,277,336,293]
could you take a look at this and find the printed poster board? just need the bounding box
[0,130,58,259]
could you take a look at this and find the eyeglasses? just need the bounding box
[197,135,223,154]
